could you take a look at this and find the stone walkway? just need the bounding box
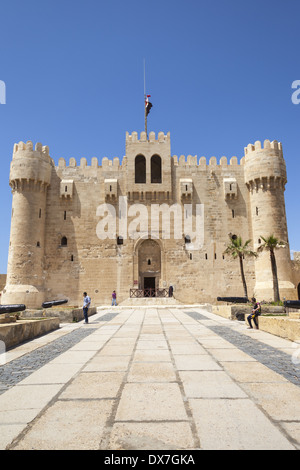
[0,306,300,450]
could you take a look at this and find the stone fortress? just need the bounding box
[1,131,300,308]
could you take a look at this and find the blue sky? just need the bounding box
[0,0,299,274]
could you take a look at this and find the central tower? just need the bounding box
[125,131,172,202]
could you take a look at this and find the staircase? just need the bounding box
[119,296,182,307]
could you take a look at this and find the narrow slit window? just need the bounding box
[232,209,235,218]
[39,208,42,219]
[64,211,66,220]
[117,236,123,245]
[61,236,68,246]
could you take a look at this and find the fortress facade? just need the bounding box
[1,131,299,308]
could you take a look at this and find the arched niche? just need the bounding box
[135,154,146,183]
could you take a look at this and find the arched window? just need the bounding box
[135,155,146,183]
[151,154,162,183]
[61,236,68,246]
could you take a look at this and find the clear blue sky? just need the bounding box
[0,0,299,273]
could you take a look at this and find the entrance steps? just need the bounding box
[118,297,182,307]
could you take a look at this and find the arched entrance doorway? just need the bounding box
[138,239,161,296]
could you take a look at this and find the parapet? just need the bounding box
[13,140,51,157]
[244,139,287,187]
[172,155,241,167]
[126,131,170,143]
[10,140,53,189]
[244,140,283,157]
[56,156,124,169]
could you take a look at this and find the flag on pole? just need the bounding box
[145,94,153,116]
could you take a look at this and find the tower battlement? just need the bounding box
[244,138,286,187]
[244,139,283,156]
[13,140,50,157]
[126,131,170,143]
[10,140,53,189]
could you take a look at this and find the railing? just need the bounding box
[130,288,169,298]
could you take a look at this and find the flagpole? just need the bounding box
[144,59,147,138]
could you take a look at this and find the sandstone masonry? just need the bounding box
[1,132,300,308]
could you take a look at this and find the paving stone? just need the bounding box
[107,422,195,450]
[189,398,294,450]
[12,400,114,450]
[179,371,247,398]
[115,383,188,421]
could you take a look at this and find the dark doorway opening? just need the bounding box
[144,277,156,296]
[298,283,300,300]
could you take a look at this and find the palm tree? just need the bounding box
[257,235,286,302]
[224,235,257,299]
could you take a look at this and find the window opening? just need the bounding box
[151,155,162,183]
[135,155,146,183]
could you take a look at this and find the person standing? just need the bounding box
[112,290,117,306]
[83,292,91,324]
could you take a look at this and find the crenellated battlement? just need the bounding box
[10,140,53,188]
[172,155,243,167]
[244,139,286,187]
[244,139,283,156]
[56,154,246,170]
[13,140,50,157]
[126,131,170,143]
[57,156,125,169]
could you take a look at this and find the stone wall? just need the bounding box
[2,134,297,308]
[0,275,6,292]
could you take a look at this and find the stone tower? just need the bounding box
[2,141,53,307]
[244,139,295,300]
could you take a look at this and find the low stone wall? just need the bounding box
[212,304,300,342]
[258,316,300,342]
[212,305,249,320]
[212,305,285,321]
[0,318,60,350]
[20,307,97,323]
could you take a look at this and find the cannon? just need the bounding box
[42,299,68,309]
[284,300,300,309]
[217,296,249,304]
[0,304,26,314]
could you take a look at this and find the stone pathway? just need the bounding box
[0,306,299,450]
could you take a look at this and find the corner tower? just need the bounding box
[244,139,296,300]
[2,141,53,307]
